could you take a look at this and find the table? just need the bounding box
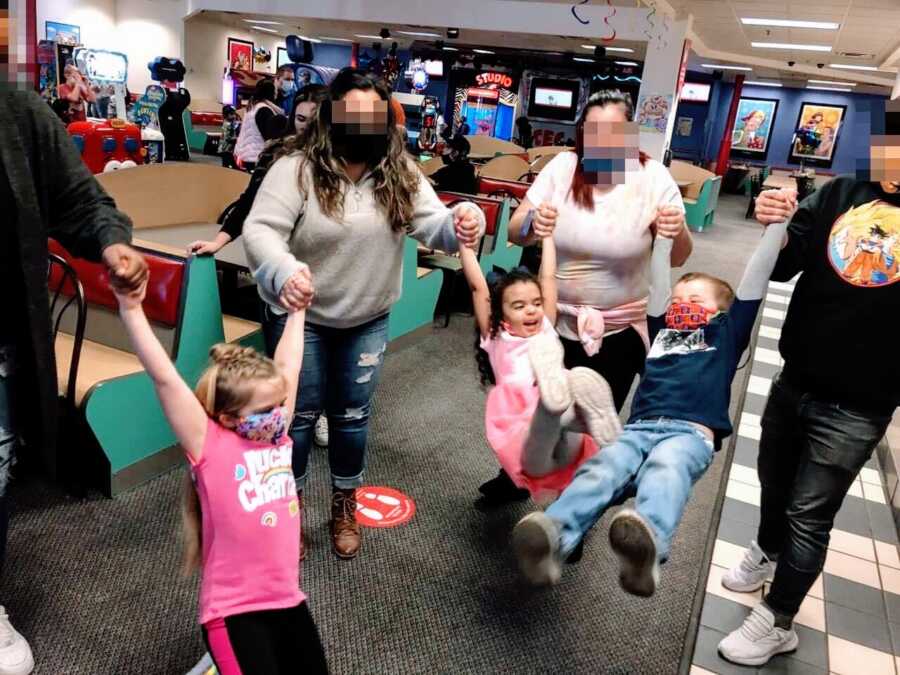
[137,222,248,269]
[761,175,796,191]
[675,180,693,196]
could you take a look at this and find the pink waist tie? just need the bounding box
[557,298,650,357]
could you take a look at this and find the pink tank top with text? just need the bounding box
[190,419,304,625]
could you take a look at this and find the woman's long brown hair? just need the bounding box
[569,90,649,210]
[288,68,419,231]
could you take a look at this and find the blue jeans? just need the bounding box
[545,419,714,561]
[262,309,389,489]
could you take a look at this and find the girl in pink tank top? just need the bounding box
[463,221,622,505]
[114,275,327,675]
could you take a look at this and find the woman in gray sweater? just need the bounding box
[243,69,484,560]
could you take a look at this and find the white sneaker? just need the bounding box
[568,367,622,446]
[0,608,34,675]
[511,512,563,586]
[608,509,660,597]
[718,603,798,666]
[528,333,572,415]
[314,416,329,447]
[722,540,777,592]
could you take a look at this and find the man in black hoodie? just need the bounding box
[719,100,900,666]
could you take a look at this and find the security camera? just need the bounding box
[447,28,459,39]
[379,27,390,39]
[787,61,795,67]
[817,63,825,68]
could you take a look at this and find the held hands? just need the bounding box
[654,205,685,239]
[112,277,148,311]
[187,240,224,256]
[279,266,315,312]
[453,204,482,250]
[101,244,149,295]
[532,202,558,239]
[754,188,798,226]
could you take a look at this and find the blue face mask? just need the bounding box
[235,406,288,443]
[281,80,296,95]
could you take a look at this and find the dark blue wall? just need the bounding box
[670,100,710,160]
[693,80,888,174]
[312,44,352,69]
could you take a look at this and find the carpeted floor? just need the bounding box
[3,194,765,674]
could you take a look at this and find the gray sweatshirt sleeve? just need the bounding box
[406,171,485,254]
[648,236,674,318]
[736,219,791,301]
[242,155,307,303]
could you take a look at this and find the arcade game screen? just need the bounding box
[528,77,580,122]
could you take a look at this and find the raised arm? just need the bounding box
[736,219,791,301]
[115,287,208,462]
[648,236,674,318]
[408,170,485,253]
[460,245,491,338]
[539,234,558,326]
[272,308,306,414]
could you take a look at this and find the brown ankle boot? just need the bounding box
[297,491,306,561]
[330,488,361,559]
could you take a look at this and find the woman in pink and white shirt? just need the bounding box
[511,90,692,408]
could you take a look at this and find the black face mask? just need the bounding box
[441,153,452,165]
[332,124,388,164]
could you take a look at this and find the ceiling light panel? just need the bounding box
[751,42,832,52]
[741,18,839,30]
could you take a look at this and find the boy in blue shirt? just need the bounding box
[512,216,789,596]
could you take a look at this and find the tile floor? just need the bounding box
[691,280,900,675]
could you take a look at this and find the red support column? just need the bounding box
[351,43,359,68]
[715,74,744,176]
[27,0,38,88]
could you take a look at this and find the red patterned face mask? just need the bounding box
[665,302,713,330]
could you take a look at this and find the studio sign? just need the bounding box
[476,71,514,89]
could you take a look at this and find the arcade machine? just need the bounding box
[65,48,146,174]
[72,47,128,119]
[417,96,441,153]
[149,56,191,161]
[68,118,144,174]
[130,82,167,164]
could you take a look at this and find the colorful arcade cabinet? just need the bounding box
[68,118,145,174]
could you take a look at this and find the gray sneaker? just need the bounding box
[528,333,572,415]
[511,512,563,586]
[609,509,660,597]
[314,415,329,447]
[568,367,622,446]
[719,603,798,666]
[0,607,34,675]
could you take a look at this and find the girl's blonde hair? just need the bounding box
[181,343,285,575]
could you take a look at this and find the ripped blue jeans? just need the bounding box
[262,309,389,489]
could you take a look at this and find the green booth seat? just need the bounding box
[684,175,722,233]
[387,236,442,341]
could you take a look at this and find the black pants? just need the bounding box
[202,602,328,674]
[758,372,892,617]
[561,327,647,412]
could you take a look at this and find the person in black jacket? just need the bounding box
[0,88,148,674]
[431,134,477,195]
[187,85,328,256]
[718,125,900,665]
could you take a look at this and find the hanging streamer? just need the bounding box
[571,0,591,25]
[644,1,657,44]
[601,0,617,43]
[660,12,670,51]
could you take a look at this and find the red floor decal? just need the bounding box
[355,487,416,528]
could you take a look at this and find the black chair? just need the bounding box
[48,253,91,494]
[745,172,764,220]
[48,253,87,408]
[796,175,817,201]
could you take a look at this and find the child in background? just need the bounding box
[512,217,790,594]
[462,215,622,505]
[219,105,239,169]
[114,273,327,675]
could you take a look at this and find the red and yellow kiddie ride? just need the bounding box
[68,118,145,174]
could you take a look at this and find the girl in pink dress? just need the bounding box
[113,273,327,674]
[462,217,622,505]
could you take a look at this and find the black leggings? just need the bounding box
[560,327,647,412]
[202,602,328,674]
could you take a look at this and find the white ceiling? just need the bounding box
[203,0,898,94]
